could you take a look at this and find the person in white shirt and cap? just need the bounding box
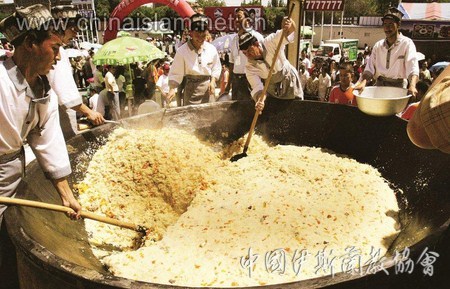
[0,4,82,229]
[50,5,104,139]
[167,13,221,106]
[228,8,264,101]
[238,16,303,113]
[355,7,419,99]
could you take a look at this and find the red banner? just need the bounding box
[104,0,195,42]
[305,0,345,12]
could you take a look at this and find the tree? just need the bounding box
[95,0,122,17]
[263,6,288,33]
[95,0,112,18]
[343,0,377,18]
[197,0,226,7]
[243,0,262,5]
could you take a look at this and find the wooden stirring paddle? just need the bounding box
[0,196,147,233]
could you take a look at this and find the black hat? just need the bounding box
[381,7,404,23]
[238,32,257,50]
[190,13,209,31]
[0,4,53,43]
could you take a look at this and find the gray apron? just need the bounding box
[0,76,50,227]
[376,75,407,88]
[264,63,302,100]
[0,158,22,227]
[0,101,38,228]
[183,75,211,105]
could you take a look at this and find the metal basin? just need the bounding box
[5,101,449,289]
[353,86,411,116]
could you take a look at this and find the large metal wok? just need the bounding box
[5,101,449,289]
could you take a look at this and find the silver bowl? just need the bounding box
[353,86,411,116]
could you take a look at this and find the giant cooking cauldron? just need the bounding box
[5,101,450,289]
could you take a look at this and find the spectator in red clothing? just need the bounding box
[329,62,357,106]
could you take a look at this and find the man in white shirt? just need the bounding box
[318,66,332,101]
[300,50,312,70]
[229,8,264,101]
[355,7,419,98]
[167,13,221,106]
[88,87,106,117]
[0,4,82,228]
[298,63,310,91]
[156,63,171,107]
[50,5,104,139]
[239,17,303,113]
[104,65,120,120]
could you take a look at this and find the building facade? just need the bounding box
[13,0,71,7]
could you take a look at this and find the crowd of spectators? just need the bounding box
[2,6,448,128]
[297,44,447,122]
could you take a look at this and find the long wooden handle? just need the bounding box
[243,4,296,153]
[0,196,144,232]
[104,120,121,125]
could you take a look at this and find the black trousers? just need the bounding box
[232,74,252,101]
[0,220,19,289]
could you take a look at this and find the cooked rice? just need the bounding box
[78,128,399,287]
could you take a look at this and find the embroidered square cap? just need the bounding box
[0,4,53,43]
[52,5,85,30]
[381,7,404,23]
[51,5,81,20]
[190,13,209,31]
[238,32,257,51]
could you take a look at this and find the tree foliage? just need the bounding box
[197,0,226,7]
[95,0,112,18]
[343,0,378,17]
[263,6,288,33]
[268,0,285,8]
[242,0,262,5]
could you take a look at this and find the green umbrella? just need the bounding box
[117,30,131,37]
[93,36,165,117]
[92,36,165,66]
